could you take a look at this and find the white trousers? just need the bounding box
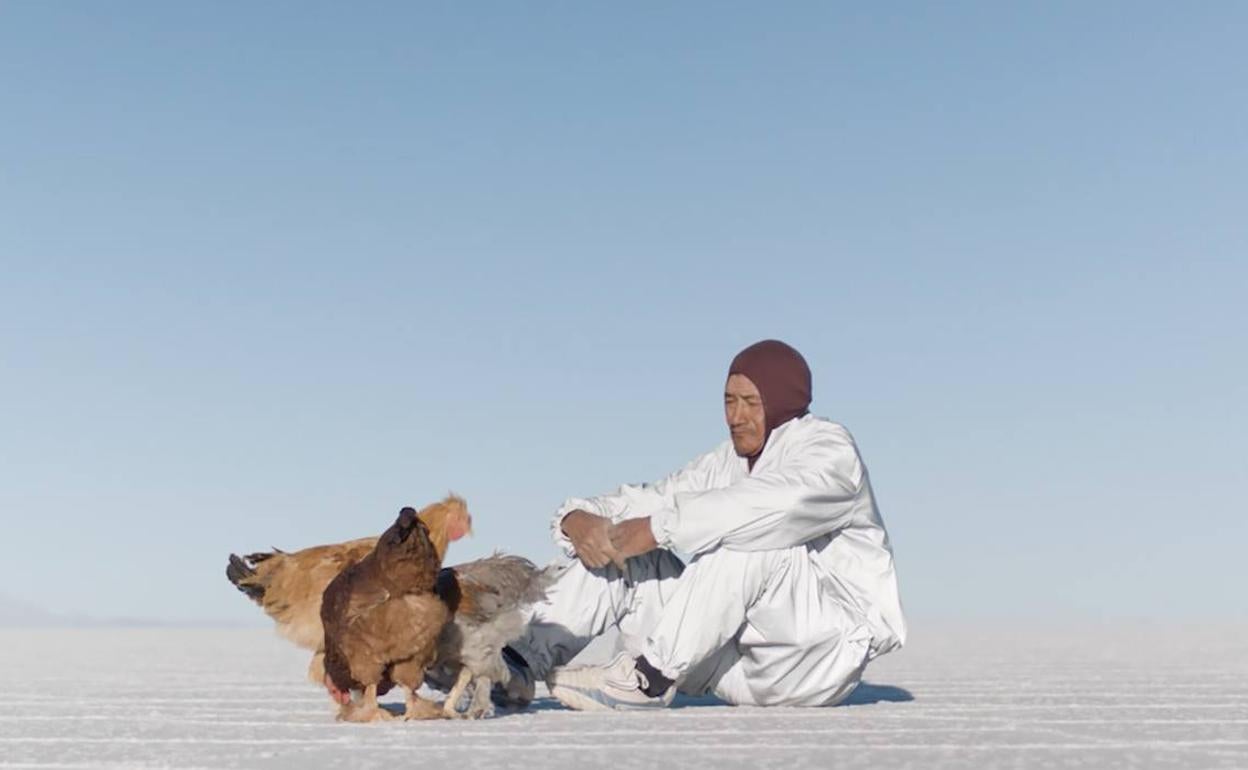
[516,545,873,707]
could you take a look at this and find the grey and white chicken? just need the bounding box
[430,554,554,718]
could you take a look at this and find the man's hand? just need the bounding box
[609,517,658,564]
[560,509,621,569]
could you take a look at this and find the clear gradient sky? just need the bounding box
[1,2,1244,624]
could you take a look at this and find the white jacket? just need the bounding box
[551,414,906,658]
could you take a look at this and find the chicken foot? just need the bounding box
[404,686,446,720]
[338,683,394,723]
[462,675,495,719]
[442,666,473,718]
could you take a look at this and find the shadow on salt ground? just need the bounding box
[525,680,913,712]
[520,694,724,711]
[376,701,555,718]
[840,681,915,706]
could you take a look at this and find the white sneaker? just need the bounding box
[548,653,676,711]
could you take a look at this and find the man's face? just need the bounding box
[725,373,766,457]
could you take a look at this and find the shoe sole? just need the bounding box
[550,683,616,712]
[550,682,669,712]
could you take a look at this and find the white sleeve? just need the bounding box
[649,426,866,556]
[549,449,722,558]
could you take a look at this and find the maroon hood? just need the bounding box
[728,339,812,468]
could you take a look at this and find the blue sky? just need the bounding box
[1,2,1244,624]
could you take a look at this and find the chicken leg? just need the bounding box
[404,686,446,721]
[307,651,326,684]
[338,683,394,723]
[442,666,473,718]
[463,675,495,719]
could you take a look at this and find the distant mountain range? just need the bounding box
[0,594,259,629]
[0,593,144,627]
[0,594,70,627]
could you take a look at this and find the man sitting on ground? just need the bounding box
[506,339,905,710]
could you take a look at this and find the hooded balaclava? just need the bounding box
[727,339,812,469]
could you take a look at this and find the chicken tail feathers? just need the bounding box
[226,553,266,603]
[529,563,561,603]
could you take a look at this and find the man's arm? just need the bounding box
[649,423,868,557]
[549,448,722,563]
[606,517,658,563]
[559,509,620,568]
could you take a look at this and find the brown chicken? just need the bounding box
[320,506,450,722]
[225,495,471,687]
